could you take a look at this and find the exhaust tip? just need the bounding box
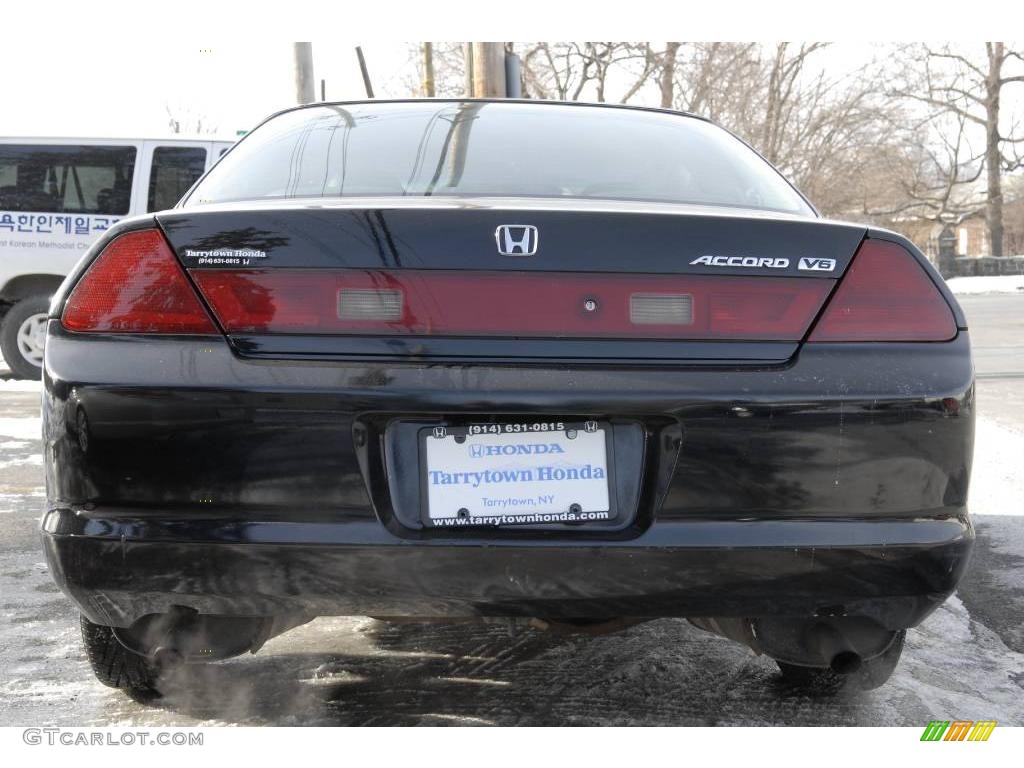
[152,647,183,670]
[830,651,862,675]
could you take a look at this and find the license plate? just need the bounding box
[422,422,611,527]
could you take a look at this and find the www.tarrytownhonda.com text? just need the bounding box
[22,728,203,746]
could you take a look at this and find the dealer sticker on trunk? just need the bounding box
[422,423,611,527]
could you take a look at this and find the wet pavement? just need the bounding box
[1,292,1021,726]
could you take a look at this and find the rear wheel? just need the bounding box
[80,614,163,704]
[776,629,906,692]
[1,295,49,380]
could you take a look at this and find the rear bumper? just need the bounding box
[42,510,973,629]
[41,326,976,630]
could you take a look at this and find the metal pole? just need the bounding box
[504,51,522,98]
[292,42,315,105]
[356,46,374,98]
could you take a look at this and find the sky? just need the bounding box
[0,43,420,140]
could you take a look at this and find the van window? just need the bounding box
[148,147,207,211]
[0,144,136,215]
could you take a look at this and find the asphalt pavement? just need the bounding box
[0,293,1021,726]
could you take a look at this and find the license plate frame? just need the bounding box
[418,420,616,528]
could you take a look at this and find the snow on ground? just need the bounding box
[870,593,1024,725]
[0,377,42,392]
[946,274,1024,295]
[970,417,1024,516]
[0,417,41,441]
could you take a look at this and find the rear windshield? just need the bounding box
[186,102,813,215]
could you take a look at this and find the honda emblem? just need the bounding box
[495,225,539,256]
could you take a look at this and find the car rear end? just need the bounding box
[39,101,973,688]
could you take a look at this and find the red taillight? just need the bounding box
[190,269,833,341]
[62,229,217,334]
[808,240,956,342]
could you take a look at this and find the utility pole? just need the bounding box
[472,42,506,98]
[293,42,315,105]
[422,43,435,97]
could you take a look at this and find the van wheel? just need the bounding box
[776,629,906,692]
[80,615,164,704]
[1,295,50,380]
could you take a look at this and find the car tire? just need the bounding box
[776,629,906,692]
[80,614,163,704]
[0,295,50,380]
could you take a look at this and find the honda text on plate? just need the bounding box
[40,100,974,702]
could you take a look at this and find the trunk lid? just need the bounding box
[157,199,867,363]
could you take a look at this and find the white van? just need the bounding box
[0,137,233,378]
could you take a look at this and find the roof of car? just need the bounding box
[265,97,710,125]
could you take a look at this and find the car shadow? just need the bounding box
[153,619,590,725]
[147,618,869,726]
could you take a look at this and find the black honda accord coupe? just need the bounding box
[40,99,973,701]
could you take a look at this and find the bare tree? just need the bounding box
[397,40,1015,235]
[765,57,901,215]
[658,42,680,108]
[165,104,218,135]
[672,43,760,120]
[519,42,655,103]
[897,43,1024,256]
[665,43,901,218]
[618,43,660,104]
[422,43,435,97]
[402,43,469,97]
[863,110,986,223]
[758,43,829,165]
[520,43,579,100]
